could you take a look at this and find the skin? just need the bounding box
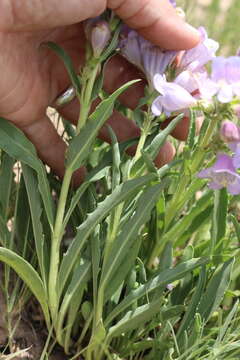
[0,0,200,181]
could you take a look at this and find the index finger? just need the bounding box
[108,0,200,50]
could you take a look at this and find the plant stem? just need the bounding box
[77,64,100,133]
[133,112,152,163]
[48,167,73,324]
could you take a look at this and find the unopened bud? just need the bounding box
[220,120,240,143]
[91,21,111,58]
[233,104,240,119]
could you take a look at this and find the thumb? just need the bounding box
[108,0,200,50]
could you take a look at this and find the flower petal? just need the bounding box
[227,178,240,195]
[151,96,163,116]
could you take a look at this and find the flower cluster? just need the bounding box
[198,121,240,195]
[119,2,240,195]
[120,25,219,116]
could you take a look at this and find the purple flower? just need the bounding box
[179,27,219,72]
[119,30,176,86]
[152,74,196,116]
[198,153,240,195]
[174,70,218,100]
[169,0,177,7]
[220,121,240,143]
[232,144,240,169]
[211,56,240,103]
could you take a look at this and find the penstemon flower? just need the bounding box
[152,74,196,116]
[198,153,240,195]
[119,29,176,86]
[174,69,218,100]
[211,56,240,102]
[220,120,240,143]
[178,27,219,72]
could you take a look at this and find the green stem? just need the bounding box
[48,167,73,324]
[77,64,100,133]
[133,112,152,163]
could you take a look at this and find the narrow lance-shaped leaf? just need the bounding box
[44,42,81,95]
[0,153,14,221]
[108,300,162,339]
[186,108,196,149]
[0,248,50,326]
[211,188,228,254]
[105,257,209,326]
[22,165,47,286]
[0,118,54,228]
[198,258,234,323]
[58,173,157,296]
[57,260,91,343]
[66,80,140,172]
[177,266,206,342]
[100,183,165,291]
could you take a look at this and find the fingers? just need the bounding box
[19,114,85,183]
[108,0,200,50]
[2,0,199,52]
[0,0,106,31]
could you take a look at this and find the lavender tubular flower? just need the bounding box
[119,29,176,86]
[211,56,240,102]
[198,153,240,195]
[152,74,196,116]
[179,27,219,72]
[220,121,240,143]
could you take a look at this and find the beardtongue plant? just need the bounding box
[0,3,240,360]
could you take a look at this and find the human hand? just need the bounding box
[0,0,200,180]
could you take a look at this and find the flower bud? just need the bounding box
[91,21,111,58]
[220,120,240,143]
[233,104,240,119]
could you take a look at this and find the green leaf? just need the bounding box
[108,299,162,339]
[198,258,234,322]
[0,247,50,325]
[66,80,140,172]
[100,25,121,61]
[131,114,183,177]
[211,188,228,255]
[229,214,240,242]
[146,113,183,160]
[22,165,47,286]
[216,299,239,344]
[108,126,121,189]
[101,183,165,296]
[58,173,157,296]
[105,257,209,326]
[0,118,54,228]
[44,42,81,95]
[63,182,90,228]
[186,109,196,149]
[57,260,91,342]
[169,192,212,243]
[0,152,14,220]
[177,266,206,342]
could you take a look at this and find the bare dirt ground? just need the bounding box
[0,270,66,359]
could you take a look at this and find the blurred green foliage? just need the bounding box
[179,0,240,55]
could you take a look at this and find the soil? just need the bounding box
[0,271,66,360]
